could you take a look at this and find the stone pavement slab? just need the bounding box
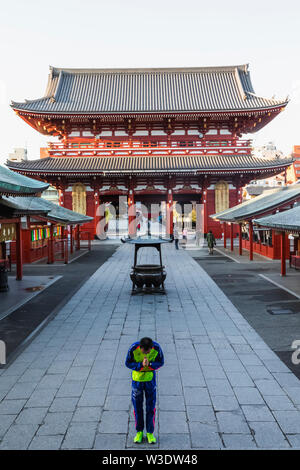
[1,244,300,449]
[61,423,97,449]
[29,435,64,450]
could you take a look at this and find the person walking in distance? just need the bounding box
[207,230,216,255]
[195,229,201,247]
[182,227,188,247]
[173,223,179,250]
[125,337,164,444]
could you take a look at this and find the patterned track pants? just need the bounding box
[131,379,156,433]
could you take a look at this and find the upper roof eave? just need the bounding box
[11,103,288,116]
[11,64,288,116]
[6,154,294,176]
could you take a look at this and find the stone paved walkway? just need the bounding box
[1,244,300,449]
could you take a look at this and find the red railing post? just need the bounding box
[16,222,23,281]
[249,221,253,261]
[76,225,80,250]
[47,224,54,264]
[64,238,69,264]
[70,225,74,254]
[281,231,286,276]
[239,223,243,256]
[166,190,173,237]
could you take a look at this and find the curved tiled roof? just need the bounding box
[1,196,93,225]
[6,154,294,175]
[0,197,49,216]
[211,183,300,222]
[0,164,49,195]
[254,205,300,231]
[11,65,288,115]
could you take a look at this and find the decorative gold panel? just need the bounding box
[72,183,86,215]
[215,181,229,214]
[0,223,16,242]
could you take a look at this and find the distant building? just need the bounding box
[292,145,300,180]
[41,185,59,205]
[8,148,27,162]
[244,143,294,199]
[254,141,284,160]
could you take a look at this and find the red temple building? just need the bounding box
[7,65,293,239]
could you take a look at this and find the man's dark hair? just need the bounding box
[140,337,153,351]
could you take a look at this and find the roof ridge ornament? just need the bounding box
[49,64,250,74]
[234,67,247,101]
[245,90,288,104]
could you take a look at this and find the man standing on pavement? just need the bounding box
[207,230,216,255]
[125,337,164,444]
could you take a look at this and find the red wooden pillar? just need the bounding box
[26,216,31,263]
[50,224,54,263]
[48,224,54,264]
[128,190,136,237]
[249,221,253,261]
[70,225,73,254]
[230,223,234,252]
[59,189,65,207]
[223,223,227,249]
[239,223,243,256]
[98,201,106,240]
[166,190,173,237]
[64,236,69,264]
[281,231,286,276]
[63,226,68,264]
[16,222,23,280]
[202,188,208,234]
[76,224,80,250]
[64,191,72,210]
[94,189,100,239]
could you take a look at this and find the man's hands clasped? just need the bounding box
[142,357,149,367]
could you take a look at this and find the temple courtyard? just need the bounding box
[1,243,300,449]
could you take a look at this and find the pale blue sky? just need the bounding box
[0,0,299,163]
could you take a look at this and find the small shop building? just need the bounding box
[0,165,92,288]
[211,183,300,261]
[0,165,49,284]
[254,205,300,276]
